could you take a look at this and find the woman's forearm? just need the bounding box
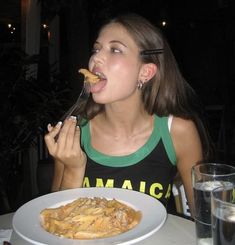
[51,159,86,191]
[51,159,64,192]
[60,163,86,190]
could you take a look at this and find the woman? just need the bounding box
[45,13,211,216]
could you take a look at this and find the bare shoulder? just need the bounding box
[171,116,197,134]
[170,116,202,160]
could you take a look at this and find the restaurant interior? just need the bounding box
[0,0,235,216]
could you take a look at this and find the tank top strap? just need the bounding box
[155,115,176,165]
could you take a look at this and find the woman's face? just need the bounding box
[88,23,143,104]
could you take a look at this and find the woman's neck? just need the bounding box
[90,106,154,156]
[95,106,153,138]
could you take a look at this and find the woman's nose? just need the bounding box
[92,50,105,65]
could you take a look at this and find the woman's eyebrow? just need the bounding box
[109,40,127,47]
[94,40,127,48]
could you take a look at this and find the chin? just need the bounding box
[92,94,108,104]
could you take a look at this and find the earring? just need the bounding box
[137,80,144,90]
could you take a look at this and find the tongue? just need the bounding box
[90,80,107,93]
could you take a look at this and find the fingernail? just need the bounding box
[56,121,62,127]
[69,116,77,121]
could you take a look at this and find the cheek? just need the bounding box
[109,59,140,85]
[109,72,137,97]
[92,71,138,104]
[107,73,138,102]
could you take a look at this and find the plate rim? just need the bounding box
[13,187,167,245]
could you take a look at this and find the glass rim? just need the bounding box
[192,163,235,177]
[211,184,235,207]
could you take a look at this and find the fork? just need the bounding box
[78,82,90,101]
[63,82,90,124]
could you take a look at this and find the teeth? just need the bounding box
[95,72,105,79]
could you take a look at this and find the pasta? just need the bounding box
[40,197,141,239]
[79,69,100,84]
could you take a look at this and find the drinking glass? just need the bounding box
[211,184,235,245]
[192,163,235,245]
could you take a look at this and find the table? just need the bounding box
[0,212,196,245]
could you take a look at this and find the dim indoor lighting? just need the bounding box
[8,24,12,28]
[162,21,167,27]
[42,24,48,29]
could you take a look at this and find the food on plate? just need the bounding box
[79,68,100,84]
[40,197,142,239]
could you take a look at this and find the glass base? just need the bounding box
[197,238,213,245]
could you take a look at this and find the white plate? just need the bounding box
[13,187,167,245]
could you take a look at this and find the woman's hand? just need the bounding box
[44,116,87,190]
[44,116,86,169]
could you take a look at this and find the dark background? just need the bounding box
[0,0,235,214]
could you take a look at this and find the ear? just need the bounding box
[139,63,157,83]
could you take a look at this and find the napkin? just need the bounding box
[0,229,12,245]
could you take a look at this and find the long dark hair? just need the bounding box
[67,13,214,161]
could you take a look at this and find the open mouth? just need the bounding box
[94,71,106,81]
[79,68,107,93]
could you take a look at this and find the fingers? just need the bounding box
[47,121,62,135]
[73,125,81,151]
[45,116,83,161]
[44,121,62,154]
[62,116,77,151]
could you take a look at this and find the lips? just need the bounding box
[89,79,107,93]
[90,69,107,93]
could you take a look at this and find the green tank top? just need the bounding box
[81,114,177,207]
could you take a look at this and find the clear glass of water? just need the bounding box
[211,184,235,245]
[191,163,235,245]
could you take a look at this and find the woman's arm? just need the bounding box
[44,116,87,191]
[51,158,86,191]
[51,159,64,192]
[171,116,203,217]
[60,160,86,190]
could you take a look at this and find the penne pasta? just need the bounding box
[40,197,141,239]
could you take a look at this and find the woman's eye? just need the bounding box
[110,47,121,53]
[91,48,99,54]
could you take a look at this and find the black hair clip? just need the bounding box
[140,48,164,56]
